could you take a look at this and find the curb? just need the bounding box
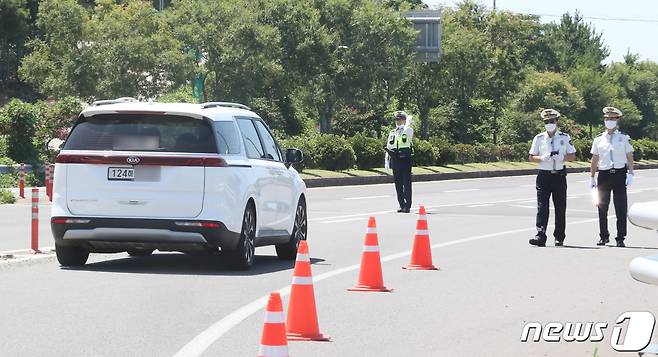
[303,163,658,188]
[0,247,56,266]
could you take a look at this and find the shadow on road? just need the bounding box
[63,253,326,276]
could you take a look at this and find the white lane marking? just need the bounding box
[444,189,480,193]
[343,195,391,200]
[511,205,535,209]
[318,217,368,224]
[517,200,536,204]
[520,184,535,188]
[467,204,493,208]
[172,218,600,357]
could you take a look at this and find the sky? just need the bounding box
[423,0,658,63]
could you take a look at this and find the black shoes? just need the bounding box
[529,237,547,247]
[616,238,626,248]
[397,208,404,213]
[402,208,410,213]
[555,241,564,247]
[597,237,609,246]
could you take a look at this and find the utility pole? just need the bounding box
[493,0,496,10]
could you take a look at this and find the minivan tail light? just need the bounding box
[174,221,220,228]
[51,218,91,224]
[56,154,228,167]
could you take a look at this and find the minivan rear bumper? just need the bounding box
[51,217,241,251]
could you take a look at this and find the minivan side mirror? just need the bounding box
[285,148,303,168]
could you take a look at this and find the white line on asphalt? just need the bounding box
[172,218,600,357]
[319,217,373,224]
[343,195,391,200]
[520,184,535,188]
[310,194,596,223]
[444,189,480,193]
[466,204,493,208]
[510,205,535,209]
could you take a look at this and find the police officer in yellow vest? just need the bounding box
[384,111,414,213]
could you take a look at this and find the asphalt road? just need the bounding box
[1,170,658,357]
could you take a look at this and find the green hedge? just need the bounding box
[634,139,658,160]
[283,134,658,171]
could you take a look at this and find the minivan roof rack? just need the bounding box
[201,102,251,110]
[91,97,138,106]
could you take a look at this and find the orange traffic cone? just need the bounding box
[403,205,438,270]
[348,217,393,292]
[258,293,289,357]
[286,240,330,341]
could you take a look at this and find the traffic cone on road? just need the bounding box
[286,240,330,341]
[403,206,438,270]
[348,217,392,292]
[258,293,289,357]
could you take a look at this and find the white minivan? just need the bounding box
[51,99,307,270]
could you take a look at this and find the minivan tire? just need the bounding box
[56,244,89,267]
[276,197,307,260]
[226,204,256,270]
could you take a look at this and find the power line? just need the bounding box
[432,4,658,24]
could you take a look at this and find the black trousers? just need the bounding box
[535,170,567,241]
[597,168,628,240]
[392,157,412,209]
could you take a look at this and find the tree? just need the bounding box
[567,66,613,137]
[543,12,610,72]
[20,0,189,100]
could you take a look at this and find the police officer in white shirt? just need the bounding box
[590,106,635,247]
[528,109,577,247]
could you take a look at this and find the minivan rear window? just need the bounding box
[64,114,218,153]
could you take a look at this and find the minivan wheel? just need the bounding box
[227,204,256,270]
[56,244,89,267]
[127,248,154,257]
[276,198,307,260]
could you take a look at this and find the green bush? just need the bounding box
[0,189,16,204]
[572,138,593,162]
[427,137,455,165]
[0,173,17,188]
[0,99,40,163]
[633,139,658,160]
[451,144,478,164]
[413,139,440,166]
[0,156,16,165]
[351,133,384,169]
[312,134,355,170]
[474,144,497,163]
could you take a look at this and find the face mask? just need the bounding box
[604,120,617,129]
[544,123,557,132]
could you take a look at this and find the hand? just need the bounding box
[552,153,565,162]
[590,177,597,188]
[540,153,552,162]
[626,173,634,187]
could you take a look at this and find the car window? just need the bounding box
[63,114,217,153]
[236,118,265,159]
[213,121,241,155]
[254,120,281,161]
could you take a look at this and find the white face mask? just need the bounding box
[544,123,557,132]
[604,120,617,129]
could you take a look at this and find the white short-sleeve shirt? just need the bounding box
[529,131,576,171]
[590,130,634,170]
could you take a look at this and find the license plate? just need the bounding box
[108,167,135,181]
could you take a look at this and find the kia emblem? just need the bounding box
[126,156,141,165]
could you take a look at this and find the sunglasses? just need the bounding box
[543,119,557,124]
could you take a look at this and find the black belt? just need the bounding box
[599,167,627,174]
[539,168,566,175]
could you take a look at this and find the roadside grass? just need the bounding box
[299,160,656,179]
[0,189,16,204]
